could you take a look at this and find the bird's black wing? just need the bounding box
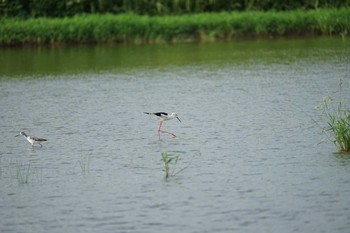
[154,112,168,117]
[32,136,47,141]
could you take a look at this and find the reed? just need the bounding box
[78,154,91,175]
[161,151,180,179]
[16,162,31,184]
[161,151,197,180]
[321,80,350,152]
[162,151,180,179]
[1,8,349,46]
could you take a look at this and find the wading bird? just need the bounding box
[16,131,47,147]
[144,112,181,140]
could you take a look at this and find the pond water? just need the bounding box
[0,38,350,233]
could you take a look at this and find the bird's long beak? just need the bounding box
[15,134,20,137]
[177,117,181,122]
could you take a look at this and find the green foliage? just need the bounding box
[1,0,350,18]
[321,80,350,152]
[161,151,180,179]
[0,8,349,46]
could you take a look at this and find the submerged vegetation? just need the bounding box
[321,80,350,152]
[0,8,349,46]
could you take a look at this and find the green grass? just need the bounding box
[321,80,350,152]
[1,8,350,46]
[161,151,197,180]
[161,151,180,179]
[16,162,31,184]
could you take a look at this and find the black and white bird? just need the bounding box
[16,131,47,147]
[144,112,181,140]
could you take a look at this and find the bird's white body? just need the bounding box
[16,131,47,147]
[145,112,181,122]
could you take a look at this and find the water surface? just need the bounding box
[0,38,350,233]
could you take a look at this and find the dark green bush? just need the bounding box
[1,0,350,18]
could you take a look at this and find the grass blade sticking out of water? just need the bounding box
[16,162,30,184]
[78,154,91,175]
[0,158,2,179]
[161,151,197,180]
[161,151,173,179]
[321,79,350,152]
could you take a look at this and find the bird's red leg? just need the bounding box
[161,131,176,138]
[158,120,176,139]
[158,121,163,140]
[159,123,176,138]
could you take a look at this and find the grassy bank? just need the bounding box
[1,8,349,46]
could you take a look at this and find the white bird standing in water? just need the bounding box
[16,131,47,147]
[144,112,181,140]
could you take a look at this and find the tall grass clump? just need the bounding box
[321,80,350,152]
[1,8,350,46]
[161,151,180,179]
[161,151,197,180]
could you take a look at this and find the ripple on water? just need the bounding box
[1,38,350,233]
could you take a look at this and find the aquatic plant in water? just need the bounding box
[16,162,31,184]
[161,151,181,179]
[321,80,350,152]
[122,159,134,168]
[78,154,91,175]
